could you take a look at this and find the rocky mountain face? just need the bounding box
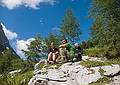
[0,23,18,56]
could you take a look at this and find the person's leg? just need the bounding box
[59,48,64,56]
[53,52,59,62]
[78,54,82,61]
[52,53,56,62]
[59,48,67,62]
[48,52,53,61]
[75,53,82,61]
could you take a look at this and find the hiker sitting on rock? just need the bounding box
[73,43,82,61]
[47,42,59,63]
[58,39,73,62]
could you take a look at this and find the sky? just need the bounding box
[0,0,93,58]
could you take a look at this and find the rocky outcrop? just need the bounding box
[28,56,120,85]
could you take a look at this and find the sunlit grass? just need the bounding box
[0,70,33,85]
[80,57,120,68]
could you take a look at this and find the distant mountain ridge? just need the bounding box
[0,23,18,56]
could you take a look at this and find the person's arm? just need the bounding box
[55,51,59,54]
[59,43,68,48]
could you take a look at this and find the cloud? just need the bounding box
[1,23,18,40]
[1,0,22,10]
[16,38,35,59]
[0,0,56,10]
[39,18,44,24]
[52,27,60,31]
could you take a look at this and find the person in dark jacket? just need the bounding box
[74,43,82,61]
[48,42,59,63]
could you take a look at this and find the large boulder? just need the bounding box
[101,64,120,76]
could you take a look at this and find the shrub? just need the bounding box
[84,47,106,57]
[108,58,120,65]
[103,44,120,59]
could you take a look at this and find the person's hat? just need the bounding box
[74,43,79,46]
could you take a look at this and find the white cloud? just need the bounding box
[0,0,56,10]
[16,38,35,59]
[1,0,22,10]
[1,23,18,40]
[52,27,60,31]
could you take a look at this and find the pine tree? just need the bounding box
[23,34,47,62]
[60,9,82,43]
[45,33,60,49]
[90,0,120,58]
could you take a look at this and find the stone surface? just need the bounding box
[9,69,21,75]
[105,75,120,85]
[29,65,95,85]
[29,57,120,85]
[101,64,120,76]
[34,60,46,70]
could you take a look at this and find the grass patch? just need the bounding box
[45,63,62,69]
[38,63,62,69]
[80,60,113,68]
[108,58,120,65]
[98,68,106,76]
[0,70,33,85]
[84,47,106,57]
[89,76,112,85]
[38,63,45,69]
[80,58,120,68]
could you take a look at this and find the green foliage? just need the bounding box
[23,34,47,62]
[84,47,106,57]
[0,44,6,52]
[84,45,120,59]
[0,49,33,85]
[80,60,113,68]
[0,49,34,75]
[0,70,33,85]
[45,33,60,49]
[103,43,120,59]
[99,68,106,76]
[108,58,120,65]
[89,76,111,85]
[0,49,23,74]
[80,58,120,68]
[80,40,94,50]
[90,0,120,58]
[60,9,82,43]
[38,63,45,69]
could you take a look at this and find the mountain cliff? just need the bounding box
[0,23,18,56]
